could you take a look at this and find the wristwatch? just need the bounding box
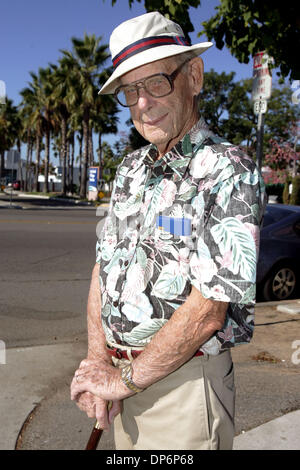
[121,364,143,393]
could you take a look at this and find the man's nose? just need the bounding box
[136,86,153,110]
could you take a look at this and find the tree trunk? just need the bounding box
[34,134,41,192]
[80,107,89,199]
[89,127,94,166]
[78,134,82,193]
[70,133,74,193]
[98,133,103,181]
[293,133,298,178]
[25,130,30,192]
[44,123,50,193]
[28,140,33,192]
[16,139,24,191]
[66,138,70,191]
[61,117,67,195]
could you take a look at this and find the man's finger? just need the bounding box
[71,383,85,401]
[95,399,109,430]
[108,400,122,424]
[76,392,96,418]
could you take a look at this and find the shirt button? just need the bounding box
[113,301,118,307]
[124,260,129,266]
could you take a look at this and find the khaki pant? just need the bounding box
[112,350,235,450]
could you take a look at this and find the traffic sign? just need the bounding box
[252,51,273,101]
[253,99,267,115]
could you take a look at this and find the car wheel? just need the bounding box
[262,264,297,301]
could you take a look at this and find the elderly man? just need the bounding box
[71,12,266,450]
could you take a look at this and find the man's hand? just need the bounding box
[71,263,125,429]
[71,358,132,403]
[75,392,122,430]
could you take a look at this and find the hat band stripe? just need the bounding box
[112,35,190,69]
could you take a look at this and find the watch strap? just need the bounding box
[121,364,143,393]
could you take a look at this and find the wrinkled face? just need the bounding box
[120,56,203,156]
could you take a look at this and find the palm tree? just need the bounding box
[51,61,78,195]
[17,103,34,191]
[59,34,110,198]
[67,128,75,192]
[38,66,57,193]
[0,99,20,181]
[70,108,84,193]
[92,72,119,180]
[19,89,34,191]
[20,74,45,192]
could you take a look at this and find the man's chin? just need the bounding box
[142,129,169,146]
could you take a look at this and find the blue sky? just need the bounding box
[1,0,259,160]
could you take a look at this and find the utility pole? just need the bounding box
[252,52,273,170]
[255,102,266,171]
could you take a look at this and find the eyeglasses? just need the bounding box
[114,60,190,107]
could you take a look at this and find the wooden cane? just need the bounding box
[85,421,103,450]
[85,401,112,450]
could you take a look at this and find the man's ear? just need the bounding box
[189,57,204,95]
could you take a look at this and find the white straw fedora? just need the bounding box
[99,11,213,95]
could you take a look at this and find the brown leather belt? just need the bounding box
[106,344,204,360]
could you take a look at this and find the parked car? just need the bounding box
[257,204,300,301]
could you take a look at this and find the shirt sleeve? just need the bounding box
[189,165,266,305]
[95,178,117,265]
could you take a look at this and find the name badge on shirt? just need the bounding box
[156,215,192,236]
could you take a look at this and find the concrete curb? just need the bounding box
[233,410,300,450]
[0,198,110,212]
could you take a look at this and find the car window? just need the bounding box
[262,213,276,227]
[263,207,293,227]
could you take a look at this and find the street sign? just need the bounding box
[88,166,99,192]
[252,51,272,101]
[253,99,268,115]
[88,166,99,201]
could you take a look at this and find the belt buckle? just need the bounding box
[115,348,123,359]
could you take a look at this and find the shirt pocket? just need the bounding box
[156,215,192,237]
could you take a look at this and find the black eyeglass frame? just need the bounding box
[114,59,190,107]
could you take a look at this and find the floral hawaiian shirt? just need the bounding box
[96,118,267,355]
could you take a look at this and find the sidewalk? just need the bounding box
[233,410,300,450]
[1,300,300,450]
[0,194,109,213]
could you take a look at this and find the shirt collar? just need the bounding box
[141,117,212,180]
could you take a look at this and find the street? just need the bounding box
[0,208,102,348]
